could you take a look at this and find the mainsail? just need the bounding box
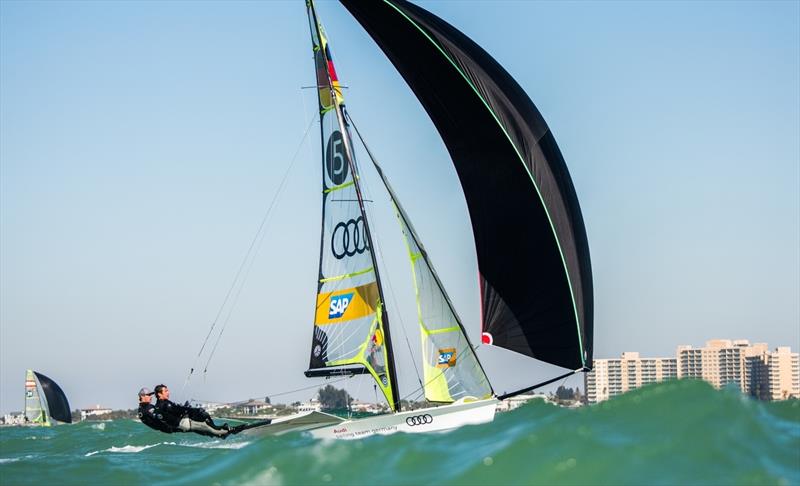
[304,0,400,411]
[341,0,594,372]
[24,370,72,425]
[24,369,48,426]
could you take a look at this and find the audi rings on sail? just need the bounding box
[305,0,399,411]
[331,217,369,259]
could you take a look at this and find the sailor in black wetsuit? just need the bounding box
[137,387,172,433]
[153,384,232,438]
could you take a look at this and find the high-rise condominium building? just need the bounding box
[677,340,800,400]
[585,340,799,403]
[584,352,677,404]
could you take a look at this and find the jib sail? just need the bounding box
[350,121,493,404]
[341,0,594,371]
[304,0,400,411]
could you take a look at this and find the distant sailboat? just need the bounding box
[24,370,72,426]
[301,0,593,440]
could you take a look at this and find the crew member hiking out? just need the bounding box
[137,387,171,433]
[153,384,233,438]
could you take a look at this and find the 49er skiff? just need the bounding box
[295,0,594,440]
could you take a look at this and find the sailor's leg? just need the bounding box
[177,417,193,432]
[186,418,229,437]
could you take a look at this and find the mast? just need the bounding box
[306,0,401,412]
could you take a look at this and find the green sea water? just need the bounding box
[1,380,798,486]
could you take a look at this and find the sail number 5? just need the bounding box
[326,130,349,185]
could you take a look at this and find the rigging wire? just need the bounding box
[201,114,318,377]
[190,375,353,407]
[181,113,319,392]
[345,111,424,390]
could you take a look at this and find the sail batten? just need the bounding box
[341,0,594,370]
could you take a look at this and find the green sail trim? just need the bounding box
[323,180,356,194]
[423,325,460,336]
[319,266,374,283]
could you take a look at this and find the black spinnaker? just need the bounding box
[34,371,72,424]
[341,0,593,371]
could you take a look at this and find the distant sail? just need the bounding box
[341,0,593,370]
[305,1,399,411]
[24,370,72,425]
[24,370,48,426]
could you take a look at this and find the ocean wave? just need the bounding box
[0,381,796,485]
[0,455,36,465]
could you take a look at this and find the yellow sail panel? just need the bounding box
[319,303,396,410]
[315,282,379,325]
[421,337,454,402]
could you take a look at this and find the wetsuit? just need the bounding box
[155,398,230,438]
[137,403,172,433]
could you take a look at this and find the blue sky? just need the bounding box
[1,0,798,414]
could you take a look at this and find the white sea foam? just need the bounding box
[91,423,106,431]
[85,442,176,457]
[179,440,251,450]
[0,455,36,464]
[245,465,283,486]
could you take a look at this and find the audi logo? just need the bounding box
[331,217,369,259]
[405,414,433,426]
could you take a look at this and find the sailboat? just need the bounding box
[24,369,72,426]
[296,0,593,440]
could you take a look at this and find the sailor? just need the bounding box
[153,384,232,438]
[136,387,172,433]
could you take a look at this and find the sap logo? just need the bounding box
[437,348,457,368]
[329,293,354,319]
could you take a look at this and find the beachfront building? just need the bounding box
[1,412,25,425]
[235,399,271,415]
[677,339,750,392]
[495,393,548,412]
[584,352,677,404]
[677,340,800,400]
[766,347,800,400]
[80,405,112,420]
[587,340,799,403]
[297,398,322,413]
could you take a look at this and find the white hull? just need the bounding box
[237,410,344,437]
[310,398,498,440]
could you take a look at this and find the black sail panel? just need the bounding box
[341,0,593,369]
[33,372,72,424]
